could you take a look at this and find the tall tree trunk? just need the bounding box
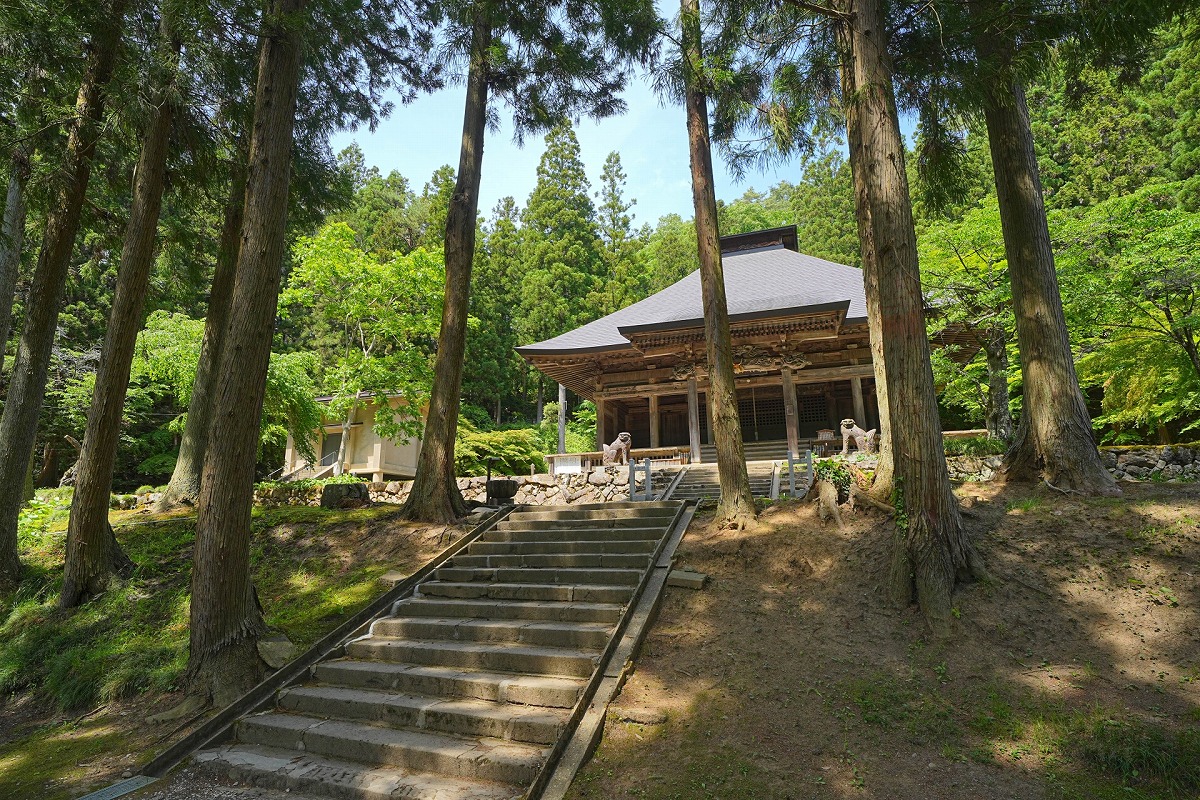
[155,152,247,511]
[838,53,894,501]
[837,0,983,630]
[0,149,31,373]
[982,327,1012,441]
[981,79,1116,494]
[0,0,126,589]
[681,0,755,528]
[187,0,305,704]
[402,12,489,522]
[61,27,178,608]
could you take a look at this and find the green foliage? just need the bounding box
[536,401,598,454]
[455,420,545,477]
[1070,716,1200,791]
[813,458,851,492]
[943,436,1007,457]
[284,221,443,442]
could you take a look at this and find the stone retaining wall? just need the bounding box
[1100,445,1200,482]
[367,466,669,507]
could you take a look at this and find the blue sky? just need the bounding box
[328,71,812,227]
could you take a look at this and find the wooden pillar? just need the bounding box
[781,367,800,460]
[687,377,702,463]
[371,438,384,483]
[706,391,716,445]
[557,383,567,454]
[595,395,606,451]
[649,394,660,448]
[851,377,866,426]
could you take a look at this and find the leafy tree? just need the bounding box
[677,0,756,528]
[401,0,656,522]
[464,197,523,421]
[642,213,699,292]
[594,151,648,314]
[0,0,127,589]
[920,200,1015,440]
[518,123,605,349]
[1057,183,1200,438]
[62,10,183,609]
[281,222,443,456]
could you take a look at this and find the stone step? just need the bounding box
[392,597,624,624]
[237,712,547,785]
[505,506,677,524]
[467,538,660,556]
[483,526,667,543]
[434,566,643,586]
[195,744,525,800]
[279,685,571,746]
[314,660,586,708]
[495,517,670,531]
[448,552,652,570]
[548,501,679,511]
[417,581,634,604]
[370,616,613,649]
[345,638,601,678]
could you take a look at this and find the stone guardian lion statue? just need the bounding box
[840,418,877,456]
[602,432,633,466]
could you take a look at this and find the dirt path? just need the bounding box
[568,483,1200,800]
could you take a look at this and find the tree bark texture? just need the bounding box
[681,0,755,528]
[156,153,247,511]
[187,0,304,704]
[837,0,983,629]
[401,12,489,522]
[0,150,31,374]
[0,0,127,589]
[982,327,1013,441]
[61,31,178,608]
[838,56,895,501]
[982,80,1117,494]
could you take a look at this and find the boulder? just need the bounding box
[587,468,611,486]
[320,481,369,509]
[527,473,557,487]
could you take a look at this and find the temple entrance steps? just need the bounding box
[666,461,776,501]
[194,501,687,800]
[699,439,790,463]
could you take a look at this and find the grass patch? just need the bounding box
[846,672,961,746]
[944,436,1008,456]
[0,491,424,712]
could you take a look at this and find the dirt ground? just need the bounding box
[567,482,1200,800]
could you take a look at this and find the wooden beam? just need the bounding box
[687,377,701,464]
[558,383,567,454]
[782,367,800,460]
[598,363,876,400]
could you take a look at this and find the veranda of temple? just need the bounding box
[517,226,880,463]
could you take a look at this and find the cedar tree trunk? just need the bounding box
[61,29,178,608]
[681,0,755,528]
[837,0,983,629]
[156,153,247,510]
[401,12,489,522]
[187,0,305,704]
[838,56,894,501]
[982,80,1117,494]
[982,327,1012,441]
[0,150,30,370]
[0,0,126,589]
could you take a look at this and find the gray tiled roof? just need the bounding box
[516,244,867,356]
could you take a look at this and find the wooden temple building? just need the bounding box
[517,226,880,463]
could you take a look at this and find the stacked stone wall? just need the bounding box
[367,466,668,507]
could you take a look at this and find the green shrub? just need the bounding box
[134,485,155,495]
[943,436,1008,456]
[813,458,851,491]
[456,421,545,476]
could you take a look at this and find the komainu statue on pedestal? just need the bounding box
[602,432,633,466]
[840,418,877,456]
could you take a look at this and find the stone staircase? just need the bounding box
[699,439,789,463]
[195,501,684,800]
[666,461,776,501]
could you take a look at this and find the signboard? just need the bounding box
[555,455,582,475]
